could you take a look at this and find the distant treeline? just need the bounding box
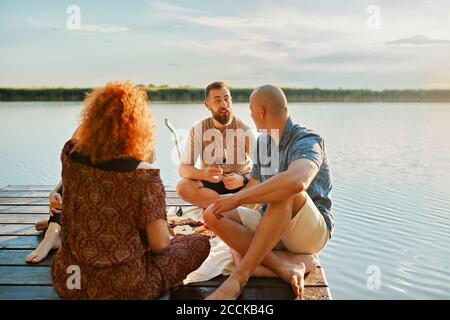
[1,86,450,102]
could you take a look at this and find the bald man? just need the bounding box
[203,85,333,299]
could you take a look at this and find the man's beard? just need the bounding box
[213,110,231,125]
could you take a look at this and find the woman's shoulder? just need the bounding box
[136,162,162,178]
[136,162,165,194]
[61,139,77,160]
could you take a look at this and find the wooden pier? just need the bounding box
[0,185,331,300]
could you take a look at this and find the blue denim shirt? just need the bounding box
[251,117,334,235]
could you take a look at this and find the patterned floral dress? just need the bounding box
[51,140,210,299]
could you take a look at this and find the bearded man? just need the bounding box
[176,81,256,208]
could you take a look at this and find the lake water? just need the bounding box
[0,101,449,299]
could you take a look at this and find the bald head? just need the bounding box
[251,85,288,116]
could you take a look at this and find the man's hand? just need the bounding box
[203,167,223,183]
[49,192,62,217]
[208,194,240,219]
[222,173,244,190]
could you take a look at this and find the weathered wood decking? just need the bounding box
[0,185,331,300]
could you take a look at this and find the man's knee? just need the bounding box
[203,209,241,231]
[202,207,220,230]
[266,192,307,216]
[176,178,197,199]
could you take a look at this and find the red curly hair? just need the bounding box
[73,81,154,165]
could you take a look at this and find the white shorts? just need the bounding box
[236,194,330,254]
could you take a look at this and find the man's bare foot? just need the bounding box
[35,220,49,232]
[231,249,277,278]
[26,222,61,264]
[205,276,243,300]
[276,252,319,273]
[277,261,306,299]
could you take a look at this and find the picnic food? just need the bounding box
[194,225,215,239]
[168,218,215,238]
[168,218,203,228]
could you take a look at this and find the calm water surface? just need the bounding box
[1,101,449,299]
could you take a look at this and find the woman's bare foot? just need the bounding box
[35,220,49,232]
[26,222,61,264]
[205,276,243,300]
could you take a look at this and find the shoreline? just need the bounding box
[1,87,450,102]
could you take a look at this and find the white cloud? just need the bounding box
[26,18,128,33]
[179,10,357,43]
[167,38,291,64]
[149,1,196,14]
[16,1,450,89]
[70,25,128,33]
[386,35,450,46]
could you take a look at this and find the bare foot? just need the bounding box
[205,276,242,300]
[229,249,317,299]
[231,249,277,278]
[275,252,319,273]
[277,261,306,299]
[26,222,61,264]
[35,220,48,232]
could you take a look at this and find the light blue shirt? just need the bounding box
[251,117,334,235]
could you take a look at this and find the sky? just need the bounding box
[1,0,450,89]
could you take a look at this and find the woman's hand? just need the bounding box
[48,192,62,216]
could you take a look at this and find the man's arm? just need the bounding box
[179,163,206,180]
[179,124,209,180]
[234,158,319,206]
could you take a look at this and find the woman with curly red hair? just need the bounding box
[26,81,210,299]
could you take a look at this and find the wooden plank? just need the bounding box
[0,199,188,207]
[186,276,286,288]
[0,270,329,300]
[1,185,177,193]
[0,202,48,206]
[0,286,329,301]
[303,286,331,300]
[0,250,55,266]
[0,191,50,198]
[171,285,294,300]
[0,284,328,300]
[0,224,40,236]
[0,266,328,299]
[0,266,52,285]
[1,185,54,191]
[171,285,329,300]
[305,266,328,287]
[0,286,58,300]
[0,235,43,249]
[0,191,180,198]
[0,206,49,213]
[0,198,48,204]
[0,214,49,224]
[0,200,190,214]
[0,250,327,288]
[186,267,327,288]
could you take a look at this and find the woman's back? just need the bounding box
[52,140,169,299]
[50,82,210,300]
